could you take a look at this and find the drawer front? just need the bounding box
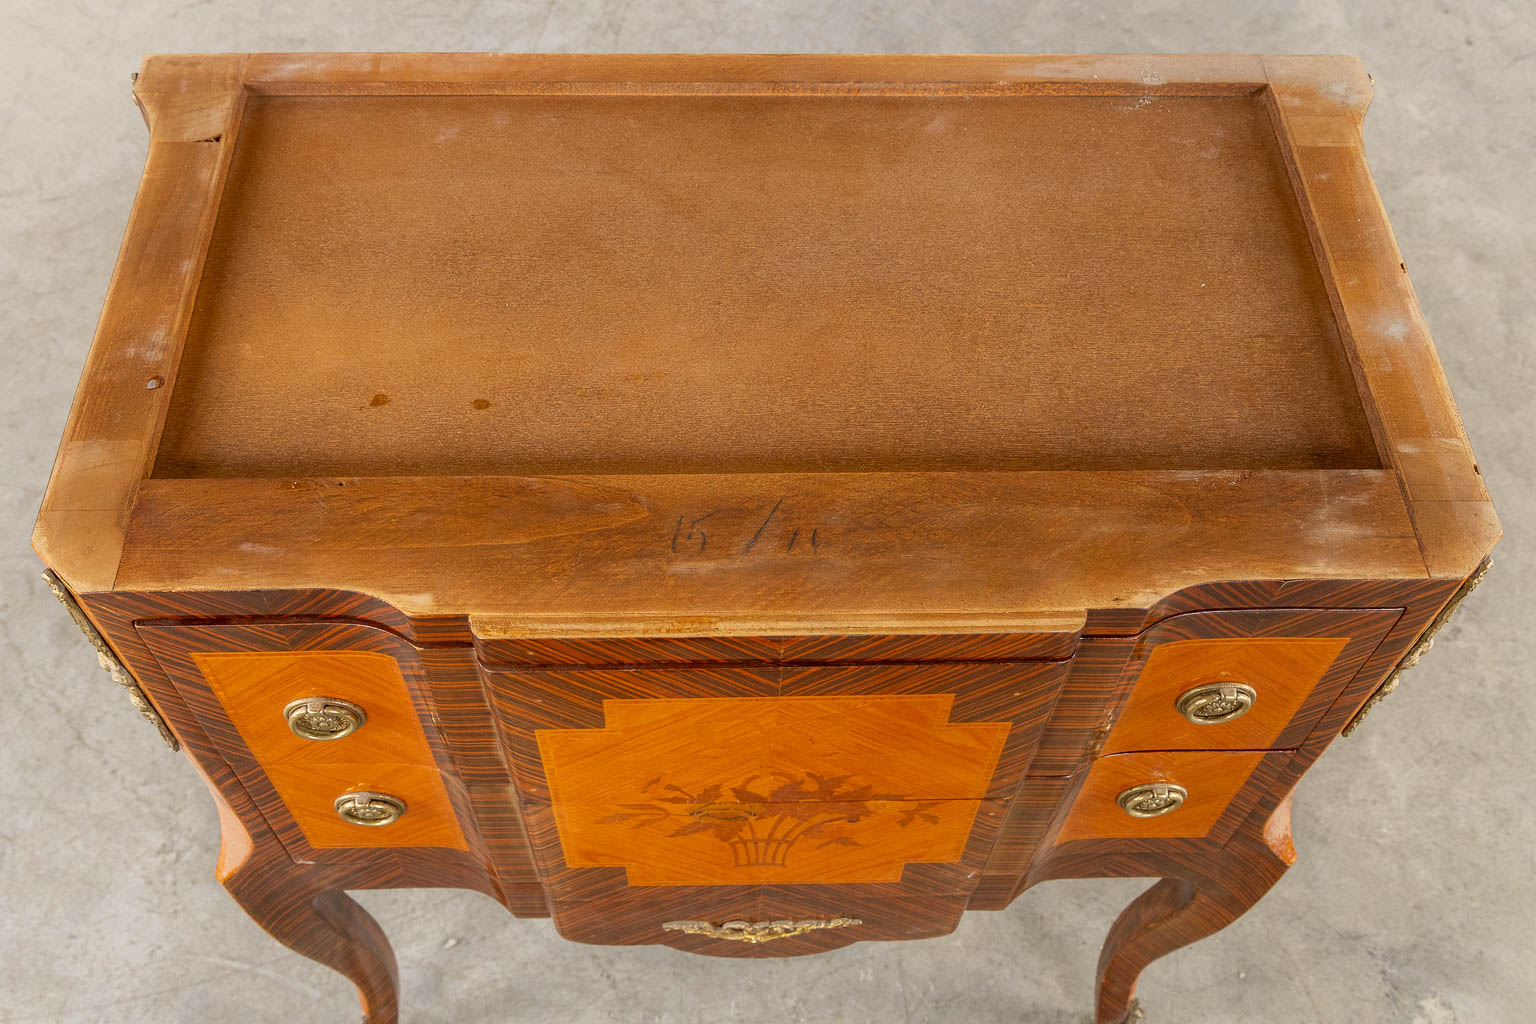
[181,647,434,766]
[263,761,467,850]
[474,629,1077,666]
[514,785,1009,901]
[1101,608,1399,755]
[482,658,1065,944]
[1054,750,1267,844]
[139,621,471,855]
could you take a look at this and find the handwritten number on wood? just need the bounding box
[742,498,783,554]
[671,511,718,553]
[670,498,818,557]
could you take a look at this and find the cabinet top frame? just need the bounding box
[34,54,1497,636]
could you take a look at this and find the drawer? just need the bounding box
[482,659,1058,943]
[1054,750,1268,844]
[1101,609,1399,755]
[550,887,760,947]
[139,622,444,768]
[485,660,1068,809]
[526,785,988,951]
[264,761,468,850]
[516,787,1008,902]
[474,630,1077,666]
[189,649,433,765]
[139,620,472,858]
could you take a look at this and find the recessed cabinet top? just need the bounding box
[33,54,1497,634]
[162,90,1368,479]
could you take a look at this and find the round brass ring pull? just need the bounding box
[1175,682,1256,725]
[284,697,366,741]
[334,792,407,827]
[1117,782,1188,818]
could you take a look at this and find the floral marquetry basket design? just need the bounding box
[534,693,1010,886]
[597,772,948,870]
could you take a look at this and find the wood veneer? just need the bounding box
[189,649,436,766]
[154,91,1374,479]
[263,762,468,851]
[1101,638,1346,753]
[33,53,1499,1024]
[536,693,1008,886]
[1054,751,1268,844]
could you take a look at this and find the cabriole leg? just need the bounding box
[223,855,400,1024]
[1095,798,1296,1024]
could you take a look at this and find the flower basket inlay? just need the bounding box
[534,693,1010,886]
[597,773,948,869]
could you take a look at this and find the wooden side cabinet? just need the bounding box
[35,54,1497,1024]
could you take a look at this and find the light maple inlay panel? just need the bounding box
[1055,751,1267,843]
[536,693,1010,885]
[192,650,435,766]
[264,762,468,850]
[190,649,465,850]
[1101,637,1351,754]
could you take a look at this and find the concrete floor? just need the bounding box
[2,1,1532,1022]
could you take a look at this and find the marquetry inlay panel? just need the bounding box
[537,693,1009,885]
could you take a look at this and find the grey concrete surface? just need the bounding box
[2,2,1532,1022]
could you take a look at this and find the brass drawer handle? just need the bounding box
[334,791,406,827]
[1117,782,1187,818]
[284,697,367,741]
[661,917,861,943]
[1175,682,1255,724]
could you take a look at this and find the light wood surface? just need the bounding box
[1101,637,1348,754]
[487,655,1064,902]
[32,55,246,592]
[263,761,468,850]
[116,469,1422,631]
[143,627,470,852]
[1054,750,1266,843]
[32,53,1498,636]
[1262,56,1499,577]
[537,693,1007,885]
[192,650,436,766]
[154,91,1372,479]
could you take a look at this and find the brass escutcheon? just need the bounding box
[42,569,178,751]
[334,791,406,827]
[1344,556,1491,737]
[1117,782,1188,818]
[284,696,366,741]
[660,917,861,943]
[1175,682,1256,725]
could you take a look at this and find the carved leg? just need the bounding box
[1095,799,1296,1024]
[223,856,399,1024]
